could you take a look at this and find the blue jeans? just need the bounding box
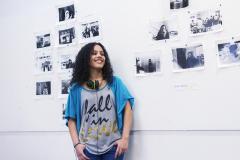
[83,146,124,160]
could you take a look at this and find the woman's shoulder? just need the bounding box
[69,83,83,92]
[112,75,123,83]
[111,75,127,88]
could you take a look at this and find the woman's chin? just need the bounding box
[90,65,104,70]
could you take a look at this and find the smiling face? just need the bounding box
[89,44,105,70]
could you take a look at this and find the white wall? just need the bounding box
[1,0,240,159]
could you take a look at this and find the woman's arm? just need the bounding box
[68,119,80,145]
[115,101,133,158]
[68,119,89,160]
[122,101,133,141]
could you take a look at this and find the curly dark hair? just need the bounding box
[70,42,113,85]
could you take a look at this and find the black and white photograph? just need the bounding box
[57,3,75,23]
[172,44,204,72]
[57,75,72,98]
[58,27,76,46]
[59,101,68,127]
[36,81,51,96]
[36,33,51,49]
[170,0,189,10]
[61,79,71,95]
[149,17,179,41]
[189,9,223,36]
[135,50,161,76]
[79,17,102,43]
[34,54,53,74]
[216,38,240,67]
[57,53,75,73]
[62,103,66,120]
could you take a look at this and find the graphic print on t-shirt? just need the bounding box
[80,94,118,140]
[79,86,121,154]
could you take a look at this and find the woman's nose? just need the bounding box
[96,52,104,57]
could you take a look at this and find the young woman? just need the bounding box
[65,42,134,160]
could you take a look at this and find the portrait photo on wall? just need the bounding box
[57,53,75,73]
[172,44,205,72]
[58,27,76,46]
[149,17,179,42]
[61,79,71,95]
[36,81,51,96]
[135,50,161,76]
[57,75,71,98]
[216,38,240,67]
[57,3,75,23]
[189,9,223,36]
[170,0,189,10]
[79,17,102,43]
[34,53,53,74]
[35,33,51,49]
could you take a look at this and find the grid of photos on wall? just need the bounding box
[33,2,76,99]
[31,0,239,127]
[34,1,102,98]
[34,29,53,98]
[33,1,237,101]
[144,0,234,77]
[33,1,105,125]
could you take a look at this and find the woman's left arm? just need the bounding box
[115,101,133,158]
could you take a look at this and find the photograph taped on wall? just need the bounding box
[149,16,179,42]
[170,0,189,10]
[62,103,66,120]
[35,80,52,98]
[78,16,102,43]
[35,31,51,50]
[61,102,67,127]
[135,50,162,76]
[171,43,205,72]
[216,37,240,68]
[57,25,76,47]
[34,52,53,75]
[61,79,71,95]
[57,53,75,73]
[57,75,71,98]
[56,1,76,25]
[189,8,223,36]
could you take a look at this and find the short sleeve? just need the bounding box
[114,77,135,112]
[64,88,77,126]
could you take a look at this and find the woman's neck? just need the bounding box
[89,69,103,81]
